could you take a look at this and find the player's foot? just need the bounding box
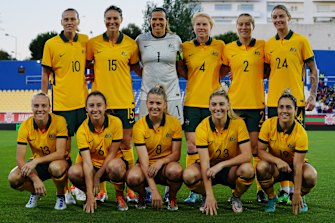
[71,186,86,201]
[65,191,76,205]
[54,195,67,210]
[231,195,243,213]
[257,190,268,203]
[145,190,152,204]
[126,189,138,203]
[184,191,202,204]
[96,191,108,202]
[300,196,308,213]
[135,195,146,209]
[25,193,40,208]
[116,196,128,211]
[265,196,278,213]
[199,196,206,212]
[167,198,178,211]
[277,190,289,204]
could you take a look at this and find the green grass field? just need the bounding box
[1,130,334,223]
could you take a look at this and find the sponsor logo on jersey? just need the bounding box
[212,51,219,56]
[288,143,295,149]
[48,134,56,139]
[121,51,128,56]
[105,134,112,138]
[290,47,297,52]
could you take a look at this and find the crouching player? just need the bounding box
[8,92,70,210]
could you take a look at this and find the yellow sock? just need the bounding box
[259,177,275,199]
[234,176,254,197]
[100,182,107,193]
[253,156,263,192]
[122,148,135,168]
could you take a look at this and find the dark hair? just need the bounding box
[62,8,79,19]
[104,5,123,18]
[86,91,107,106]
[278,89,297,109]
[151,7,168,19]
[272,5,291,18]
[147,84,167,102]
[209,88,239,119]
[236,13,255,29]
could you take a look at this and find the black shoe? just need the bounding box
[257,191,268,203]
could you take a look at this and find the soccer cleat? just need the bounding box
[299,196,308,213]
[277,190,289,204]
[96,192,108,202]
[54,196,67,210]
[231,195,243,213]
[257,190,268,203]
[25,193,41,208]
[135,195,146,209]
[116,196,129,211]
[126,189,138,203]
[145,190,152,204]
[199,196,206,212]
[65,191,76,205]
[184,191,202,204]
[167,198,178,211]
[265,196,278,213]
[163,188,169,203]
[71,187,86,201]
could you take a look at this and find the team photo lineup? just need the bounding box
[7,3,319,217]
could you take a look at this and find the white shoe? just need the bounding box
[71,187,86,201]
[65,191,76,205]
[54,196,67,210]
[25,193,40,208]
[96,192,108,202]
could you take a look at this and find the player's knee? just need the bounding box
[68,165,81,181]
[239,163,255,179]
[165,163,183,181]
[183,168,198,185]
[256,160,270,179]
[126,170,144,187]
[304,167,318,187]
[49,162,66,177]
[107,159,126,181]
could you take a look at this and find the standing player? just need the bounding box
[181,12,226,203]
[127,85,183,211]
[8,93,70,210]
[86,5,139,203]
[257,90,317,214]
[183,89,254,215]
[265,4,318,203]
[136,7,184,203]
[223,13,267,203]
[41,8,88,204]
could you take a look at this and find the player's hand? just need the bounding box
[207,164,223,179]
[148,160,163,178]
[93,175,101,196]
[202,196,218,216]
[84,194,97,213]
[305,95,316,111]
[21,160,37,176]
[33,179,47,196]
[291,193,303,215]
[151,190,163,210]
[276,160,292,173]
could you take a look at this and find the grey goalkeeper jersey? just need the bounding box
[136,32,182,101]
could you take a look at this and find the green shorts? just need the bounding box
[234,109,265,132]
[54,107,87,136]
[183,106,211,132]
[268,106,305,127]
[107,108,135,129]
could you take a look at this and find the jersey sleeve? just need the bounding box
[295,126,308,153]
[237,119,250,144]
[195,122,209,148]
[76,125,89,151]
[301,36,314,62]
[41,39,52,68]
[133,120,146,146]
[172,118,182,141]
[130,41,140,65]
[258,119,271,144]
[56,116,69,138]
[17,120,29,144]
[264,40,271,64]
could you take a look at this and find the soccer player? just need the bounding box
[136,6,184,203]
[265,4,318,203]
[41,8,88,204]
[127,85,183,211]
[222,13,267,203]
[257,90,317,214]
[181,12,226,204]
[68,91,130,213]
[86,5,139,203]
[8,92,70,210]
[183,89,254,215]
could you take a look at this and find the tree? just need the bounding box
[0,50,12,60]
[214,31,239,44]
[121,23,142,40]
[143,0,200,42]
[29,31,57,60]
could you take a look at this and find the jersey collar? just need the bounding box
[277,118,295,134]
[88,115,109,132]
[193,37,212,46]
[209,116,230,132]
[33,114,52,130]
[151,32,167,39]
[275,30,294,40]
[59,31,79,42]
[236,38,256,47]
[146,113,166,129]
[103,31,124,44]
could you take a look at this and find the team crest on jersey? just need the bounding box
[105,134,112,138]
[212,51,219,56]
[288,143,295,149]
[121,51,128,56]
[168,43,174,48]
[290,47,297,52]
[229,136,236,141]
[48,134,56,139]
[166,133,172,138]
[254,51,261,55]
